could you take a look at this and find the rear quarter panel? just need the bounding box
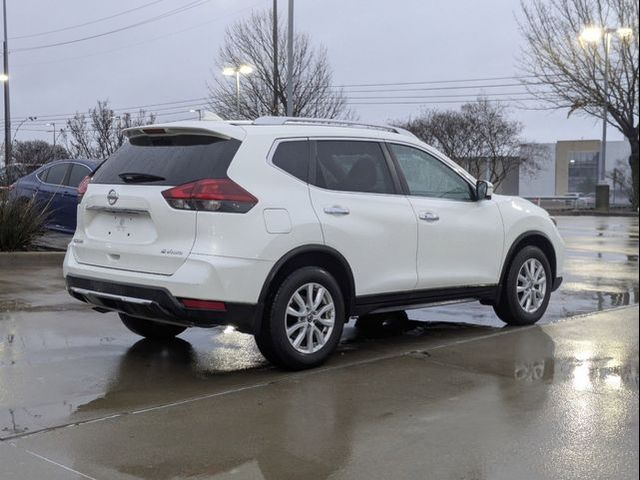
[190,134,323,262]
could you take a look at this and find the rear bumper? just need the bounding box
[66,275,258,333]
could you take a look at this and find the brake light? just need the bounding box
[77,176,92,203]
[162,179,257,213]
[179,298,226,311]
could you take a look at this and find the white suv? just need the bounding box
[63,117,564,369]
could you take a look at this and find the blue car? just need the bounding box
[10,158,100,233]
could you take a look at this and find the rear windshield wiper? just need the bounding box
[118,172,166,183]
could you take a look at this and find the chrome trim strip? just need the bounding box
[85,206,148,215]
[70,287,154,305]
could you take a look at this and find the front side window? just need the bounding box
[44,163,69,186]
[272,140,309,182]
[390,144,473,201]
[313,141,394,194]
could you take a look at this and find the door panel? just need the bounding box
[309,140,417,296]
[388,142,503,289]
[408,197,503,288]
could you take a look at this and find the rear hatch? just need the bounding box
[72,125,244,275]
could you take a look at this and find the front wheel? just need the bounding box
[119,313,187,340]
[255,267,345,370]
[493,246,552,326]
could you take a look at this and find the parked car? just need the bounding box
[0,162,42,190]
[11,158,100,233]
[63,117,565,370]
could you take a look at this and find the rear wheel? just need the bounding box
[119,313,187,340]
[493,246,551,326]
[255,266,345,370]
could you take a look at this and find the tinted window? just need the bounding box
[314,141,394,194]
[92,135,242,185]
[44,163,69,186]
[390,144,473,201]
[272,141,309,182]
[66,164,92,188]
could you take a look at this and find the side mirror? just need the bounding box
[476,180,493,201]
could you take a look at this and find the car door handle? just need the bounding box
[419,211,440,222]
[323,205,350,215]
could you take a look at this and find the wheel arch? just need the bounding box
[255,245,356,331]
[497,231,557,302]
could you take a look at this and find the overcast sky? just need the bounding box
[4,0,622,146]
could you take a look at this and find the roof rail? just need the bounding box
[253,116,417,138]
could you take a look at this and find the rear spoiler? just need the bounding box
[123,122,246,141]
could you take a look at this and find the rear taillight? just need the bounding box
[162,179,257,213]
[77,176,92,203]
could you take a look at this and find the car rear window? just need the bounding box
[92,135,242,186]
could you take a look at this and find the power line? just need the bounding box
[11,0,211,53]
[9,0,167,40]
[331,75,549,88]
[12,1,265,67]
[335,82,544,94]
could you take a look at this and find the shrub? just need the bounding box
[0,191,50,251]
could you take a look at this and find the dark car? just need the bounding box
[10,158,100,233]
[0,163,42,189]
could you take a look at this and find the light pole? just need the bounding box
[579,25,633,210]
[190,108,203,120]
[11,115,36,144]
[2,0,9,165]
[46,122,57,148]
[222,65,253,118]
[286,0,294,116]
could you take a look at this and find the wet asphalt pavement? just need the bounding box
[0,215,638,479]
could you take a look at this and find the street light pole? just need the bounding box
[47,122,56,148]
[599,29,611,185]
[579,25,632,211]
[2,0,11,165]
[286,0,294,116]
[235,71,241,115]
[272,0,278,115]
[222,65,253,119]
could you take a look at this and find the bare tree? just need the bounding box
[207,9,349,120]
[519,0,639,208]
[12,140,69,165]
[397,99,540,189]
[65,100,156,159]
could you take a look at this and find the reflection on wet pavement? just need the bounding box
[4,307,637,480]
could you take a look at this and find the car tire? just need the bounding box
[255,266,345,370]
[494,246,552,326]
[119,313,187,340]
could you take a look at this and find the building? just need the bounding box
[497,139,632,204]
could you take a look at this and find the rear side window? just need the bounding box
[66,164,92,188]
[92,135,242,185]
[44,163,69,186]
[272,140,309,182]
[313,141,394,194]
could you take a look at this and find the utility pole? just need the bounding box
[2,0,11,165]
[272,0,278,115]
[286,0,294,116]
